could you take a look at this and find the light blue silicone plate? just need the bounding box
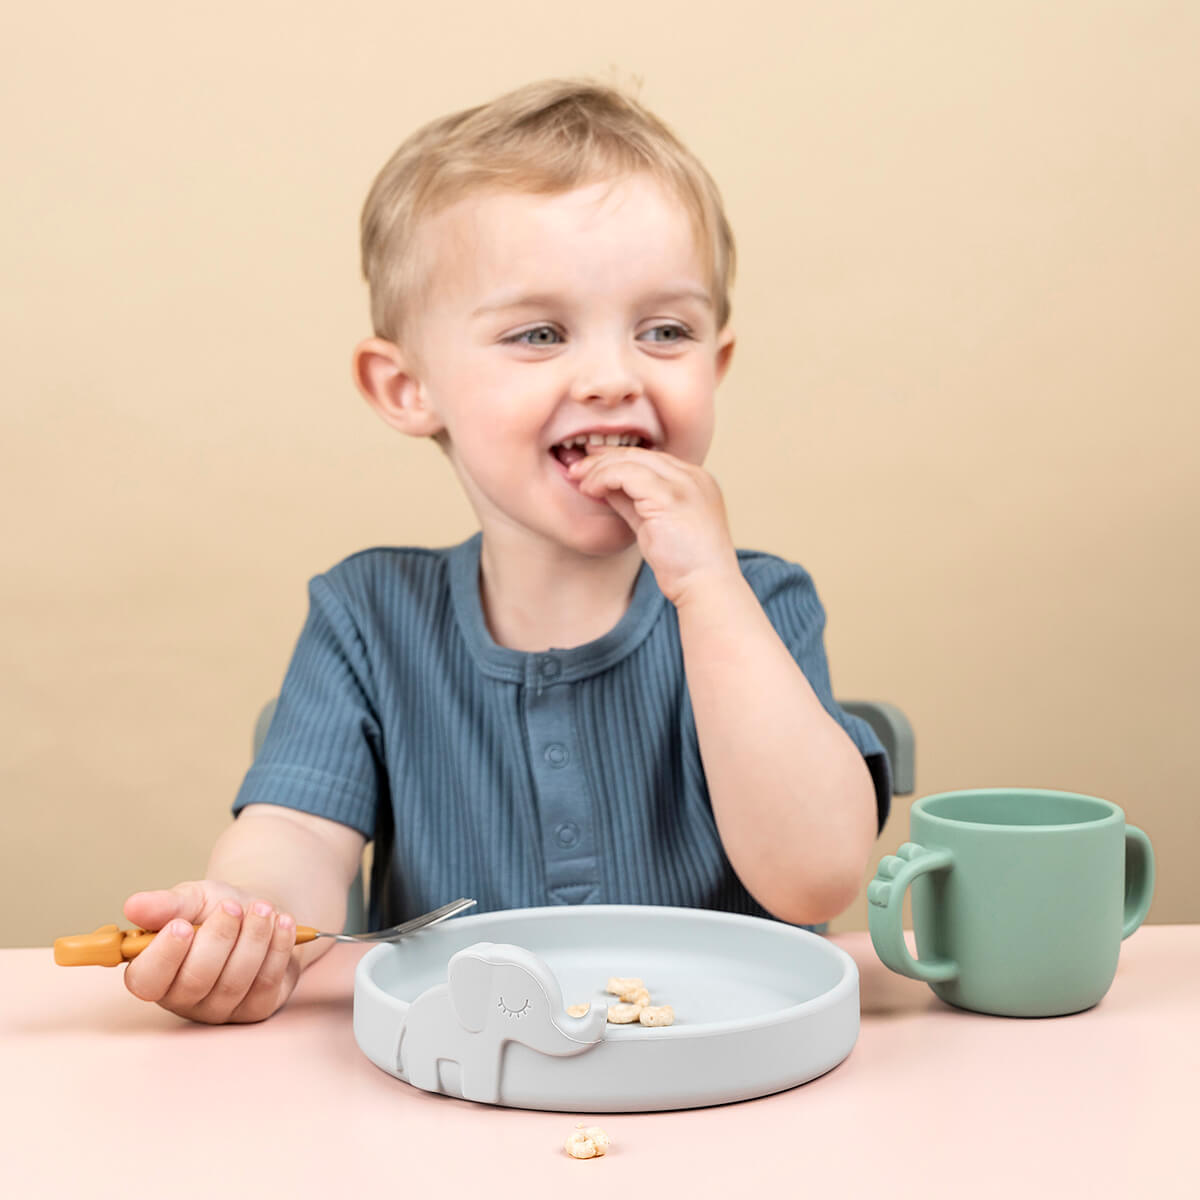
[353,904,859,1112]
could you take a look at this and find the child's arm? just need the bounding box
[673,574,878,924]
[122,805,366,1023]
[570,450,878,925]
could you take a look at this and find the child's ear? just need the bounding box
[714,327,736,385]
[352,337,444,438]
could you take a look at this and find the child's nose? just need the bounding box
[569,345,644,408]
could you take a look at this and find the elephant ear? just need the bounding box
[447,944,496,1033]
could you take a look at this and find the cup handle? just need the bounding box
[1121,825,1155,939]
[867,842,959,983]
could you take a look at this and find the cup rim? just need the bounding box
[913,787,1124,832]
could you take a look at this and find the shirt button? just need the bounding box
[539,655,560,680]
[555,822,579,847]
[544,743,569,768]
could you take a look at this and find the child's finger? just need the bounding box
[122,918,196,1003]
[611,497,640,528]
[575,456,680,507]
[123,881,210,931]
[577,444,692,485]
[189,899,279,1023]
[156,899,244,1015]
[229,912,299,1023]
[579,442,692,477]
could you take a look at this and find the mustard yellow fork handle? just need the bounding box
[53,923,319,966]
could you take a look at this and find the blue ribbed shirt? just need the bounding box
[233,534,889,930]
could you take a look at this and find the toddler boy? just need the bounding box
[123,79,890,1023]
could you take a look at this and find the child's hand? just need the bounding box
[568,447,741,606]
[122,881,300,1024]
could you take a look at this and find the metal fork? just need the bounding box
[294,897,477,944]
[53,897,478,966]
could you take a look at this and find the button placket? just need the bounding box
[522,657,600,904]
[535,653,560,697]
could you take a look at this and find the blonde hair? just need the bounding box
[360,78,736,341]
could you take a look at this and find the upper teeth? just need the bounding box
[559,433,644,448]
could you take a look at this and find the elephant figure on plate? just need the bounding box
[396,941,607,1104]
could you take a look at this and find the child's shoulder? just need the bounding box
[309,543,458,609]
[329,543,450,573]
[735,548,817,597]
[735,549,828,636]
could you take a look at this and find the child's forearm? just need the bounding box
[206,806,365,968]
[676,572,878,926]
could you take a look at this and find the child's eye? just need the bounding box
[503,325,564,346]
[639,323,694,344]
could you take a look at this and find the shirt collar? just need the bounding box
[447,533,667,683]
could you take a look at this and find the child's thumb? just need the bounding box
[123,882,213,930]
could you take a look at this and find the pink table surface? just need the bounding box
[2,926,1196,1199]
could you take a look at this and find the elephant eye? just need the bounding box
[496,995,531,1018]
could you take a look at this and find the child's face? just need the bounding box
[393,174,733,558]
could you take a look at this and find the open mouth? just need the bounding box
[550,432,653,468]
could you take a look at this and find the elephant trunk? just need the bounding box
[523,998,607,1056]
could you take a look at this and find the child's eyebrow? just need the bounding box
[471,292,561,318]
[641,287,713,310]
[471,286,712,318]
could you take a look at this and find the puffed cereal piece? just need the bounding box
[606,1002,643,1024]
[624,986,650,1007]
[581,1125,610,1153]
[638,1004,675,1027]
[606,976,644,998]
[564,1124,610,1159]
[566,1003,590,1018]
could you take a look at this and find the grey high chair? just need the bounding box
[252,697,914,935]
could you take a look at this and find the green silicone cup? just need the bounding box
[867,788,1155,1017]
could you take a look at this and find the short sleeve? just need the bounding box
[232,575,386,838]
[741,554,892,834]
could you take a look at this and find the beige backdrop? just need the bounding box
[4,2,1197,948]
